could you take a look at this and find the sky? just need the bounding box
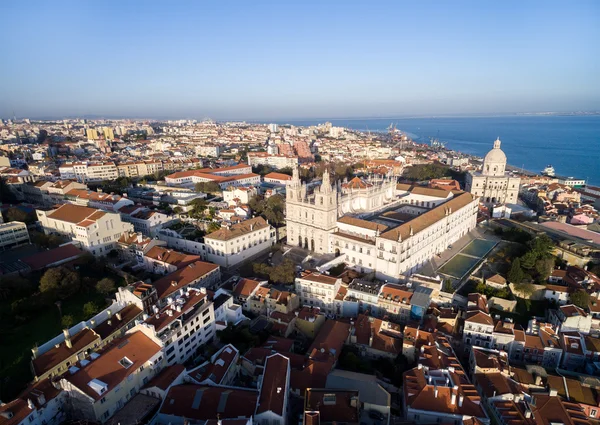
[0,0,599,120]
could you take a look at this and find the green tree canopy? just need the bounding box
[39,267,80,299]
[95,278,116,296]
[508,257,524,284]
[570,290,590,309]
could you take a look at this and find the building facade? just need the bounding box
[465,138,521,207]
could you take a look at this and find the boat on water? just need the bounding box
[541,165,555,176]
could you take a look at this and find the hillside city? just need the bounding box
[1,118,600,425]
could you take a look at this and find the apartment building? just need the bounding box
[59,161,119,182]
[0,379,66,425]
[255,354,291,425]
[248,152,299,169]
[295,272,341,315]
[0,221,30,250]
[59,331,164,423]
[65,188,134,212]
[403,365,489,425]
[223,185,258,206]
[31,328,102,382]
[142,287,216,365]
[117,205,175,236]
[142,246,200,274]
[204,216,275,268]
[151,260,221,302]
[36,204,134,256]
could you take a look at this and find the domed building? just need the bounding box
[465,138,520,207]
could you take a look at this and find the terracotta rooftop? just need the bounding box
[188,344,238,385]
[45,203,106,225]
[299,272,339,286]
[65,331,161,401]
[152,261,219,300]
[145,246,200,269]
[380,191,474,241]
[256,354,289,416]
[337,215,389,232]
[160,385,258,420]
[304,389,360,424]
[21,243,84,271]
[143,364,185,391]
[32,328,101,377]
[205,216,270,241]
[93,304,142,339]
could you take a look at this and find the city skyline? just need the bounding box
[1,0,599,120]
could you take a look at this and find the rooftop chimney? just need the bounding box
[116,312,122,321]
[451,392,457,405]
[458,394,464,407]
[63,329,72,349]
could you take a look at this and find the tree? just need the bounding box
[96,278,116,296]
[173,206,183,215]
[39,267,80,299]
[83,302,99,317]
[535,258,555,281]
[507,258,524,284]
[570,290,590,309]
[195,181,221,194]
[61,315,74,328]
[514,282,535,297]
[206,221,221,233]
[249,195,265,214]
[6,207,31,223]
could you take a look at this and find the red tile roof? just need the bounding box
[256,354,289,415]
[152,261,219,300]
[65,331,161,401]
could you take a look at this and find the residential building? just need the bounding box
[0,379,66,425]
[118,206,175,237]
[58,331,164,423]
[255,354,291,425]
[304,389,360,425]
[151,260,220,303]
[142,246,200,274]
[203,216,276,268]
[248,152,299,169]
[156,385,258,425]
[403,365,489,425]
[0,221,30,250]
[549,304,592,334]
[187,344,239,386]
[295,272,341,315]
[349,314,402,359]
[142,287,215,365]
[31,328,101,382]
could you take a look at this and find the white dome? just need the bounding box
[483,138,507,164]
[482,138,507,177]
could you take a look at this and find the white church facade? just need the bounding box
[286,168,478,282]
[465,138,521,207]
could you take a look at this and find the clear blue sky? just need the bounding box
[0,0,598,120]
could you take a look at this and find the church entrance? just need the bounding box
[311,239,315,252]
[304,237,308,250]
[335,248,340,257]
[298,238,302,248]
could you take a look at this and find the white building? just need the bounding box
[0,221,30,250]
[36,204,134,256]
[203,216,276,268]
[58,330,164,423]
[223,186,258,206]
[117,206,175,237]
[248,152,299,170]
[287,168,478,282]
[141,287,216,365]
[465,138,521,207]
[295,272,341,315]
[59,161,119,182]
